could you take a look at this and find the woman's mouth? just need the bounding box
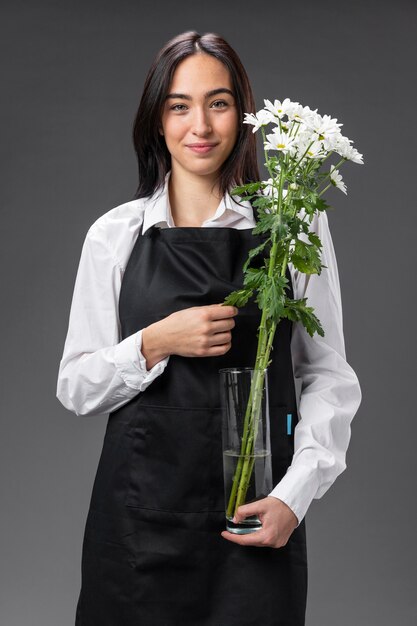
[186,143,218,154]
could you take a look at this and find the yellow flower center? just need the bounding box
[277,143,286,149]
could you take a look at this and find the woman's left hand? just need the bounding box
[220,496,299,548]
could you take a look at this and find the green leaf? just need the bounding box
[314,196,330,212]
[283,297,325,337]
[308,231,323,249]
[275,240,290,266]
[288,215,306,238]
[242,240,269,273]
[292,198,306,211]
[222,289,253,308]
[252,213,291,239]
[256,275,286,322]
[251,212,277,235]
[251,196,274,209]
[243,267,265,290]
[230,182,262,196]
[267,156,281,171]
[291,239,322,274]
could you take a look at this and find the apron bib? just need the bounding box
[75,209,308,626]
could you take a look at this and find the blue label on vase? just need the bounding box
[287,413,292,435]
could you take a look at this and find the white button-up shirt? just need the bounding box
[56,170,362,525]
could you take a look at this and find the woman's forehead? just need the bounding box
[168,55,233,92]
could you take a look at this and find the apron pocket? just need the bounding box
[129,520,210,615]
[124,405,219,513]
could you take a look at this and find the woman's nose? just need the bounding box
[191,108,212,135]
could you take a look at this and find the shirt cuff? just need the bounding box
[114,330,170,392]
[268,463,321,527]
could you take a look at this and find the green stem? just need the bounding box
[226,128,294,521]
[286,139,315,177]
[316,156,347,194]
[318,182,332,196]
[227,242,291,519]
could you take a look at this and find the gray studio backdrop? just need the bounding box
[1,1,415,624]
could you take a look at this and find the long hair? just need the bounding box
[131,31,260,202]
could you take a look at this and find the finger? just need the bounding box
[209,304,238,319]
[208,332,231,347]
[220,529,267,547]
[210,317,236,334]
[233,501,266,523]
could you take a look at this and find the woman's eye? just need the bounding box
[170,101,228,112]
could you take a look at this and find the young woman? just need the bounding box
[57,31,361,626]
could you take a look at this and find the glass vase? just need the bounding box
[219,367,273,534]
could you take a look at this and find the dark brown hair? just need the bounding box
[131,30,260,202]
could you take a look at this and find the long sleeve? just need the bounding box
[268,209,362,525]
[56,223,170,416]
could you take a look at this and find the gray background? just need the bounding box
[1,0,415,624]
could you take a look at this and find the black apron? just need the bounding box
[75,206,308,626]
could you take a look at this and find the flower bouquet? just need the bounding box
[221,97,363,531]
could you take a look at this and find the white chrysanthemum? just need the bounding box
[264,98,299,120]
[262,178,275,196]
[261,178,289,198]
[305,113,343,145]
[330,167,347,194]
[288,104,318,126]
[322,131,344,152]
[294,125,317,145]
[264,129,297,155]
[286,103,303,122]
[334,135,352,150]
[334,138,364,164]
[296,138,326,160]
[243,109,273,133]
[243,97,364,165]
[279,120,290,132]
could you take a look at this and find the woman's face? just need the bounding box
[160,53,239,179]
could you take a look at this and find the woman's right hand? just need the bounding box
[141,304,238,368]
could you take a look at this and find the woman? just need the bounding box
[57,30,361,626]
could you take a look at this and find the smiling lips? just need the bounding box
[186,143,219,154]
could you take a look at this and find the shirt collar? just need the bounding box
[142,170,255,234]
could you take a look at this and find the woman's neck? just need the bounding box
[168,168,223,227]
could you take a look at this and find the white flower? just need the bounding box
[288,104,318,126]
[261,178,289,198]
[262,178,275,196]
[264,98,299,120]
[334,138,364,164]
[243,109,273,133]
[278,120,290,132]
[243,97,364,167]
[324,130,346,152]
[264,129,297,155]
[305,112,343,148]
[329,167,347,194]
[295,126,316,143]
[296,138,326,160]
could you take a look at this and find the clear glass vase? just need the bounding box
[219,367,273,534]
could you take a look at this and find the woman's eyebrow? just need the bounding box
[165,88,235,101]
